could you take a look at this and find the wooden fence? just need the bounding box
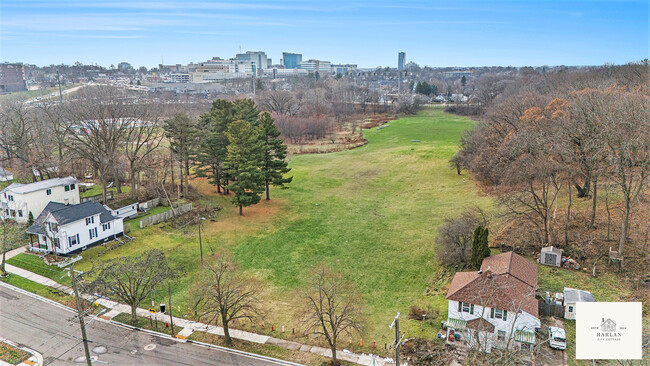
[139,203,193,229]
[538,301,565,318]
[139,197,160,210]
[81,191,114,203]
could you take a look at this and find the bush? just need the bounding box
[435,208,487,265]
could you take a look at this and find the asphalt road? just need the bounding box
[0,284,297,366]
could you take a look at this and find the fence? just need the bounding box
[538,301,565,318]
[81,191,114,203]
[139,197,160,210]
[139,203,193,229]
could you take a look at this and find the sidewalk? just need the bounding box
[2,247,390,366]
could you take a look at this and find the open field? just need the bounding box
[70,107,492,352]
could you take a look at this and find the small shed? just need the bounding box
[540,246,562,267]
[563,287,595,320]
[0,167,13,182]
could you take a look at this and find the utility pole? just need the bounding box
[71,264,92,366]
[168,282,175,335]
[198,217,205,265]
[389,312,402,366]
[56,70,63,103]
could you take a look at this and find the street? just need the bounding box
[0,284,297,366]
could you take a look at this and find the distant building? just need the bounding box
[299,59,332,73]
[443,70,473,77]
[235,51,268,74]
[282,52,302,69]
[117,62,133,72]
[398,52,406,71]
[0,63,27,93]
[170,73,190,83]
[332,64,358,74]
[190,58,256,82]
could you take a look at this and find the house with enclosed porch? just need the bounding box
[445,252,540,353]
[0,176,79,224]
[26,201,124,255]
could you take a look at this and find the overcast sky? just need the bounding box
[1,0,648,68]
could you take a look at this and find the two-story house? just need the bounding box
[26,201,124,255]
[0,176,80,224]
[445,252,540,353]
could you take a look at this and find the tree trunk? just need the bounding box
[266,181,270,200]
[131,306,137,323]
[590,176,598,228]
[331,346,338,366]
[131,166,138,200]
[239,205,243,216]
[575,172,591,198]
[618,199,631,256]
[566,183,572,246]
[222,314,232,345]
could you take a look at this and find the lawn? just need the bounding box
[6,253,71,286]
[0,274,73,305]
[112,312,181,336]
[73,107,493,354]
[0,341,30,365]
[80,185,131,198]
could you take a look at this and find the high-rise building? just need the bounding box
[235,51,268,73]
[398,52,406,71]
[282,52,302,69]
[299,59,332,73]
[0,63,27,93]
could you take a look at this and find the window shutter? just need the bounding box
[503,310,507,321]
[458,302,462,312]
[490,308,494,318]
[470,304,474,314]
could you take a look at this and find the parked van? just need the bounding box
[549,326,566,350]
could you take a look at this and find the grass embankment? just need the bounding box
[0,341,30,365]
[80,185,131,198]
[112,312,180,336]
[0,274,73,306]
[73,107,491,355]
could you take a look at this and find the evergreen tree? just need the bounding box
[471,226,490,268]
[163,113,197,197]
[27,211,34,227]
[461,75,467,87]
[257,112,292,200]
[224,120,264,215]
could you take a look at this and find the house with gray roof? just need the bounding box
[27,201,124,255]
[0,167,13,182]
[563,287,595,320]
[1,176,79,224]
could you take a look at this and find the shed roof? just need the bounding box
[541,246,562,254]
[563,287,595,303]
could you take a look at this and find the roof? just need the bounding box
[514,330,536,345]
[466,317,495,333]
[27,201,117,235]
[446,270,539,317]
[481,251,538,288]
[541,246,562,254]
[1,176,77,195]
[446,318,468,330]
[0,167,12,177]
[563,287,595,303]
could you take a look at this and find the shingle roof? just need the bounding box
[481,251,538,288]
[0,167,12,178]
[563,287,595,303]
[466,317,495,333]
[26,201,116,235]
[1,176,77,194]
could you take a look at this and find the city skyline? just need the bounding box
[1,0,648,69]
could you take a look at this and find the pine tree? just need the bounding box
[224,120,264,216]
[471,226,490,268]
[163,113,197,197]
[28,211,34,227]
[257,112,292,200]
[480,227,491,261]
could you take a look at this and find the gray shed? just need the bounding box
[540,246,562,267]
[563,287,595,320]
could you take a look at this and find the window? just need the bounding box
[68,234,79,247]
[46,189,52,195]
[568,306,573,313]
[491,308,508,321]
[85,217,94,225]
[103,222,111,231]
[458,301,474,314]
[49,222,59,232]
[9,210,15,217]
[8,195,13,202]
[18,210,22,217]
[89,227,98,239]
[70,184,76,190]
[497,330,506,341]
[65,185,69,192]
[54,238,60,249]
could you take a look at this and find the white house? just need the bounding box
[0,176,80,224]
[26,201,124,255]
[104,202,139,220]
[445,252,540,353]
[0,167,13,182]
[563,287,595,320]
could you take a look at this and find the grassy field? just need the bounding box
[71,107,492,353]
[6,253,71,286]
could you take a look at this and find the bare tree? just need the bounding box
[257,90,302,115]
[0,100,36,180]
[124,110,163,199]
[0,217,24,277]
[435,208,488,265]
[191,253,262,345]
[302,265,363,366]
[89,249,174,322]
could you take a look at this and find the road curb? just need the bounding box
[0,337,43,366]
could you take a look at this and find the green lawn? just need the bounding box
[6,253,71,286]
[74,107,493,353]
[112,312,180,336]
[0,274,72,304]
[80,185,131,198]
[0,341,30,365]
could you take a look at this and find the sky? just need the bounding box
[1,0,648,69]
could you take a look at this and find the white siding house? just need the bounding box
[27,201,123,255]
[105,202,139,220]
[563,287,595,320]
[0,176,80,224]
[445,252,540,353]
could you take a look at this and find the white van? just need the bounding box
[549,326,566,350]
